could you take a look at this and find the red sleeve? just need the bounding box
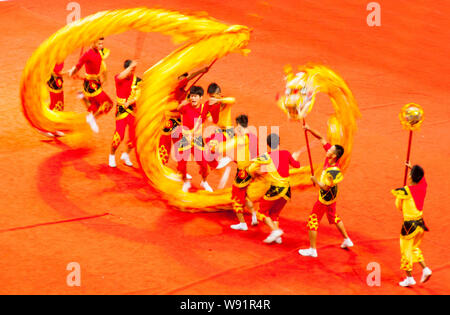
[323,143,332,152]
[200,101,210,121]
[179,78,189,89]
[76,50,89,70]
[179,103,190,116]
[175,78,189,102]
[54,62,64,74]
[288,151,300,168]
[210,103,221,124]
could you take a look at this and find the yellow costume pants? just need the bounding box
[400,226,425,271]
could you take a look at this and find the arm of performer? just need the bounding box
[101,67,108,85]
[177,99,189,111]
[310,175,330,191]
[292,150,302,163]
[303,123,327,146]
[123,88,141,109]
[117,60,137,80]
[209,96,235,110]
[68,51,88,78]
[186,66,209,81]
[395,196,403,211]
[247,159,264,177]
[289,151,301,168]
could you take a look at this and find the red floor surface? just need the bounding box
[1,0,449,294]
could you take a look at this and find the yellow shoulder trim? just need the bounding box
[391,187,410,199]
[100,48,110,59]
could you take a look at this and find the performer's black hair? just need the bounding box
[188,86,204,97]
[267,133,280,149]
[411,165,424,183]
[334,145,344,160]
[124,59,132,69]
[236,115,248,128]
[207,83,221,95]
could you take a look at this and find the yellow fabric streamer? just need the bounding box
[278,64,361,187]
[20,8,248,141]
[20,9,360,212]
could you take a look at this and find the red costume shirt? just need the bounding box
[115,74,134,100]
[179,102,202,130]
[201,100,221,124]
[269,150,300,178]
[76,48,102,75]
[54,62,64,75]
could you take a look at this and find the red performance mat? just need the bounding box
[0,0,449,294]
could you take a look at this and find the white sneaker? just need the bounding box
[230,223,248,231]
[55,131,65,137]
[86,113,99,133]
[216,156,232,169]
[251,213,259,226]
[299,248,318,258]
[341,238,354,249]
[109,154,116,168]
[263,229,284,243]
[399,277,416,287]
[275,237,282,244]
[200,181,213,192]
[186,173,193,180]
[182,181,191,192]
[120,152,133,167]
[421,267,432,283]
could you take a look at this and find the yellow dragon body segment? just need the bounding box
[278,64,361,187]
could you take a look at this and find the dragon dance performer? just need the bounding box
[47,62,66,112]
[392,163,432,287]
[159,67,208,165]
[202,83,236,170]
[40,62,68,137]
[299,123,353,258]
[217,115,259,231]
[248,133,301,244]
[175,86,212,193]
[69,37,113,133]
[108,60,141,168]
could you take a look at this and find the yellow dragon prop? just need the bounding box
[20,8,360,212]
